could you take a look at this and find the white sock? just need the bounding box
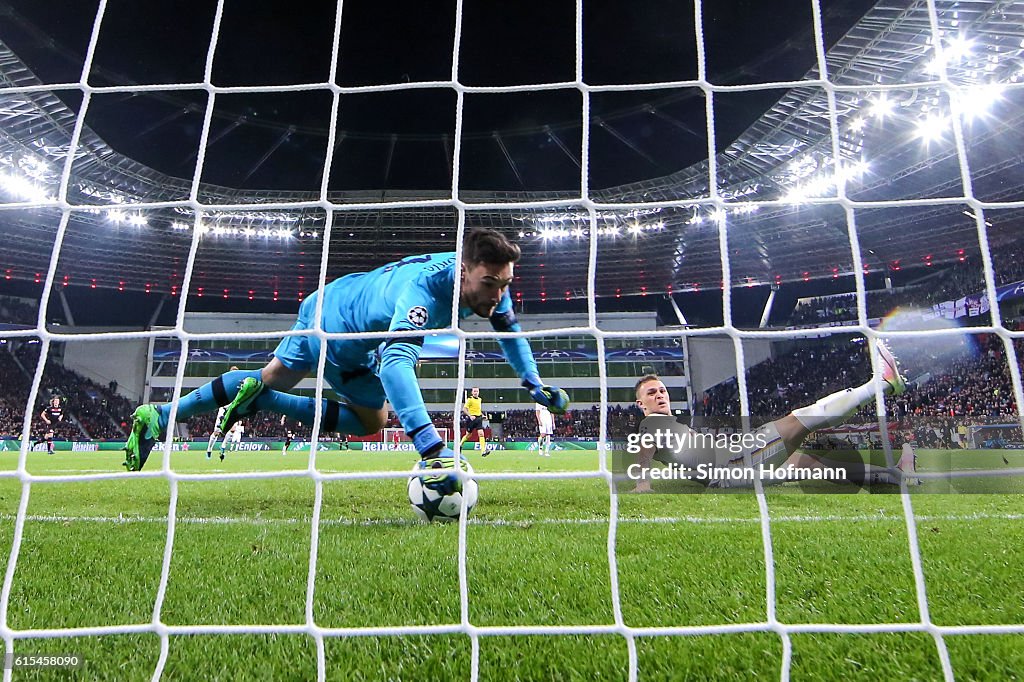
[791,382,877,431]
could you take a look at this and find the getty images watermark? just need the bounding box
[613,413,1016,494]
[620,423,848,485]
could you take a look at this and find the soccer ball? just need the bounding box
[407,458,478,523]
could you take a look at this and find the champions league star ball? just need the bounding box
[408,459,478,523]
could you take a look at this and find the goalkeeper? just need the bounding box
[123,228,569,478]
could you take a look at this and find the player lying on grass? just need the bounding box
[629,341,911,491]
[124,228,570,489]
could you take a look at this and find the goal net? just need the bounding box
[0,0,1022,679]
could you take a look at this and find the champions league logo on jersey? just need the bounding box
[407,306,429,327]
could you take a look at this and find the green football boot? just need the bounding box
[217,376,265,433]
[123,404,162,472]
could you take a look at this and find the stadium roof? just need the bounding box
[1,0,1023,305]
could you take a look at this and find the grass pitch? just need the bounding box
[0,447,1021,681]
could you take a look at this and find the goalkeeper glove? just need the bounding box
[522,375,570,415]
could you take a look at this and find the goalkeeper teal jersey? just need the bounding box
[273,251,538,437]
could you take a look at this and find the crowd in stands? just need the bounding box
[789,295,859,326]
[0,297,39,327]
[495,404,641,440]
[886,334,1019,420]
[17,344,134,440]
[178,403,645,441]
[0,348,80,440]
[0,349,35,438]
[790,253,1024,327]
[700,334,1022,430]
[790,288,931,326]
[4,325,1020,446]
[0,342,132,441]
[699,340,872,420]
[994,243,1024,286]
[2,298,127,441]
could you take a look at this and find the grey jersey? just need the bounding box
[637,414,719,470]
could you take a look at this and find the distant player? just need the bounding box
[221,420,243,460]
[629,341,909,491]
[206,408,226,460]
[898,433,920,486]
[206,366,239,460]
[535,402,553,457]
[33,396,62,455]
[458,387,490,456]
[124,229,569,487]
[281,415,293,455]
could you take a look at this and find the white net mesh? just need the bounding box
[1,0,1023,679]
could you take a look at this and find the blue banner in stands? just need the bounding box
[995,279,1024,302]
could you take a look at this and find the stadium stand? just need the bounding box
[0,296,39,327]
[0,350,32,439]
[790,248,1024,328]
[0,342,132,441]
[889,334,1020,419]
[700,334,1022,428]
[178,404,643,442]
[700,339,871,418]
[5,325,1020,446]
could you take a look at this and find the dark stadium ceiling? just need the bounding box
[1,0,1024,305]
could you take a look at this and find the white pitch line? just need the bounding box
[32,469,125,474]
[0,511,1021,528]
